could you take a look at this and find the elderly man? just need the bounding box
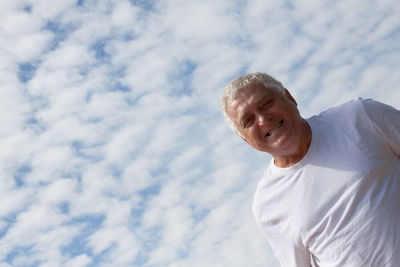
[221,72,400,266]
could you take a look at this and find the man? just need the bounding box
[221,72,400,266]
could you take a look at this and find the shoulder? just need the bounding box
[327,98,399,126]
[309,98,375,127]
[308,98,400,148]
[358,98,400,124]
[316,97,396,118]
[252,170,270,220]
[320,98,365,116]
[252,162,295,222]
[252,165,276,220]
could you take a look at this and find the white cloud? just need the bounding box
[30,0,77,21]
[0,0,399,266]
[62,254,92,267]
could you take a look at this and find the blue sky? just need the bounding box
[0,0,399,266]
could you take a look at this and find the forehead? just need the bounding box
[235,83,277,99]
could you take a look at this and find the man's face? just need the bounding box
[227,83,305,157]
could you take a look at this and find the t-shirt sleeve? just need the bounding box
[360,98,400,157]
[253,212,312,267]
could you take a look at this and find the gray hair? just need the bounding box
[220,72,285,136]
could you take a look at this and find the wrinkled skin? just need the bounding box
[227,83,311,167]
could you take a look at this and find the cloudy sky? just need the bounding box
[0,0,399,266]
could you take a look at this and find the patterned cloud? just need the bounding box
[0,0,399,266]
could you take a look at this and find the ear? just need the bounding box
[284,88,297,106]
[240,136,248,144]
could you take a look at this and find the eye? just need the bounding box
[242,116,254,128]
[261,99,273,110]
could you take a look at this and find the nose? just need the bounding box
[257,112,272,127]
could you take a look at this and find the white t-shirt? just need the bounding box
[253,98,400,267]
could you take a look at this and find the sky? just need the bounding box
[0,0,399,266]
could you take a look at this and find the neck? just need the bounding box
[273,120,312,168]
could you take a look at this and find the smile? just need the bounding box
[266,120,283,137]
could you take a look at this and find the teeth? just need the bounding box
[266,121,283,137]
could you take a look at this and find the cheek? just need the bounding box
[249,127,263,142]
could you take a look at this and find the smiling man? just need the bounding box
[221,72,400,266]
